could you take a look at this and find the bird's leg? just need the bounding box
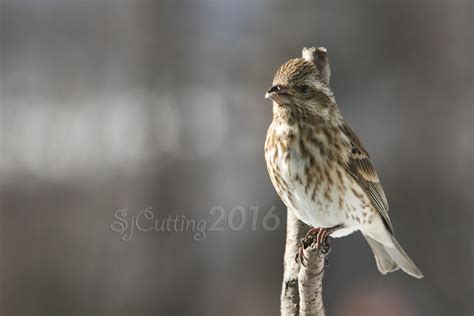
[312,224,343,250]
[304,227,321,240]
[295,225,343,264]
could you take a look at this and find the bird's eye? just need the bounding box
[299,84,311,94]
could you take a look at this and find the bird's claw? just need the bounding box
[295,239,309,266]
[295,225,342,266]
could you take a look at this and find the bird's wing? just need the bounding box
[342,124,394,234]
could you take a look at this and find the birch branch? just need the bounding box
[298,238,329,316]
[280,208,329,316]
[280,209,310,315]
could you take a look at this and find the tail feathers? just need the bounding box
[363,234,424,279]
[364,234,399,274]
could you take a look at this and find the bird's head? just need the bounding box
[266,47,336,118]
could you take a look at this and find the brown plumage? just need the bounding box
[264,47,423,278]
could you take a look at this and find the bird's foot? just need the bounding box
[295,238,308,266]
[295,225,342,265]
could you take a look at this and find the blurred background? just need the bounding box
[1,1,472,315]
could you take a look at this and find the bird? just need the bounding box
[264,47,423,278]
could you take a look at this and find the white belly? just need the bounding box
[269,145,368,238]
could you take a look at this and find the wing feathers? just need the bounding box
[342,124,393,234]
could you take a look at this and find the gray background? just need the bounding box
[1,1,473,315]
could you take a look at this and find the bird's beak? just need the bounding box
[265,85,290,104]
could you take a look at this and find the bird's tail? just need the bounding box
[363,233,424,279]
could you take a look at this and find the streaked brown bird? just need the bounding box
[264,47,423,278]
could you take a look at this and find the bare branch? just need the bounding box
[298,242,329,316]
[302,47,331,85]
[280,209,310,315]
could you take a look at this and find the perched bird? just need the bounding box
[264,47,423,278]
